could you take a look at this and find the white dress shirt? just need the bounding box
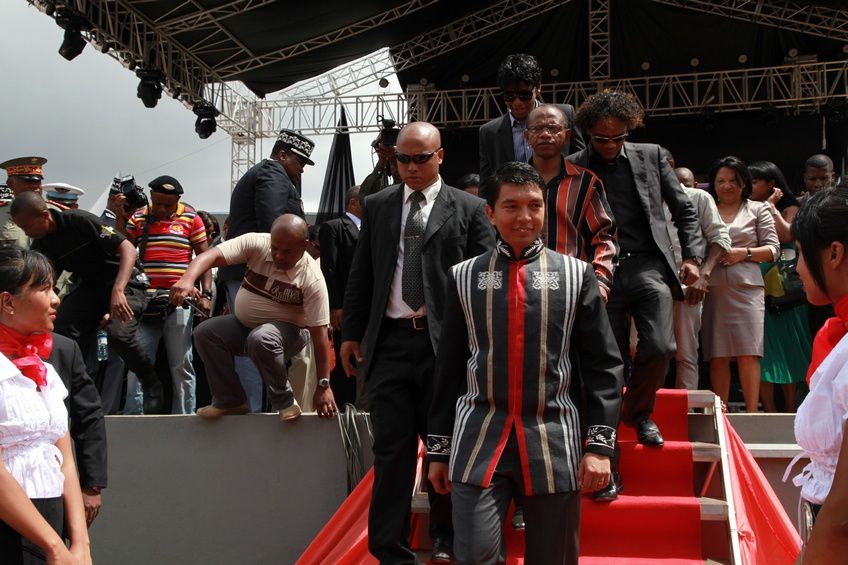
[0,354,69,499]
[385,177,442,319]
[345,211,361,230]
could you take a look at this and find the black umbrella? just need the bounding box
[315,107,355,225]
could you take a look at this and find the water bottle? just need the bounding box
[96,329,109,362]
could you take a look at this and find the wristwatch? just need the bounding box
[746,248,752,261]
[318,377,331,389]
[201,289,214,299]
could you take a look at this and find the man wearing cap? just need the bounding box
[218,129,314,412]
[124,175,211,414]
[0,156,47,247]
[44,183,85,210]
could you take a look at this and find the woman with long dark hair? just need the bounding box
[0,247,90,564]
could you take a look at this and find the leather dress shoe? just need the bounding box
[430,537,455,563]
[591,472,623,502]
[196,403,249,419]
[511,507,525,531]
[636,418,664,447]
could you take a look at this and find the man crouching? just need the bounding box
[427,162,623,564]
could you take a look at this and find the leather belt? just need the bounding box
[384,316,428,331]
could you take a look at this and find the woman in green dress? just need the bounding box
[749,161,812,412]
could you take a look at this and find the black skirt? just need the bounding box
[0,497,64,564]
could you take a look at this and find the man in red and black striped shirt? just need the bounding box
[526,104,618,302]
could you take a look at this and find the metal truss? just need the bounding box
[651,0,848,43]
[230,132,256,190]
[256,60,848,135]
[589,0,611,80]
[277,49,397,99]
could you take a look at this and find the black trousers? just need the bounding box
[55,282,157,385]
[605,254,676,426]
[330,329,358,408]
[367,321,453,564]
[0,497,63,564]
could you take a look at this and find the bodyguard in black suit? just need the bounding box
[48,333,107,527]
[478,53,585,181]
[569,90,704,500]
[319,185,362,407]
[341,122,495,564]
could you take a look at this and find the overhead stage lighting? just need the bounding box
[136,69,163,108]
[59,27,86,60]
[193,102,220,139]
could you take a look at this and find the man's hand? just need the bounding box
[81,489,101,527]
[577,453,611,493]
[428,462,451,494]
[330,309,343,332]
[109,288,133,323]
[169,276,199,306]
[313,386,338,419]
[679,260,700,286]
[684,274,710,306]
[598,285,609,303]
[340,340,363,377]
[197,296,212,316]
[721,248,748,267]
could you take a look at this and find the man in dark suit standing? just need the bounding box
[569,90,704,500]
[48,333,107,528]
[319,185,363,408]
[478,53,585,182]
[341,122,495,564]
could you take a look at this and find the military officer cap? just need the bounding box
[0,156,47,181]
[148,175,184,195]
[43,182,85,205]
[276,129,316,166]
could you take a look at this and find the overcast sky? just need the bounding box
[0,2,398,214]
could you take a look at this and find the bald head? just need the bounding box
[269,214,309,270]
[397,121,441,147]
[528,104,568,128]
[395,121,444,190]
[271,213,308,240]
[675,167,696,188]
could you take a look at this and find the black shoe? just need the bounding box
[591,472,623,502]
[430,537,454,563]
[511,507,525,531]
[142,380,165,414]
[636,418,664,447]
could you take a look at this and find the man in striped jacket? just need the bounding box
[428,163,623,564]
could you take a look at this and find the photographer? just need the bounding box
[360,118,401,199]
[102,175,148,235]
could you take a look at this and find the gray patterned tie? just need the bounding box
[402,190,426,311]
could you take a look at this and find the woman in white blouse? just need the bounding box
[0,247,90,564]
[790,186,848,563]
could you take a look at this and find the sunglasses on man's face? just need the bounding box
[395,149,441,164]
[591,133,629,145]
[502,89,535,102]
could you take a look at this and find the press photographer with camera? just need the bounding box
[360,117,401,199]
[102,175,149,235]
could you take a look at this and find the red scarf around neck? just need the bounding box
[0,324,53,388]
[807,295,848,384]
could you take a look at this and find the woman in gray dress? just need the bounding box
[702,156,780,412]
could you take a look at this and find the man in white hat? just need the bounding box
[44,182,85,210]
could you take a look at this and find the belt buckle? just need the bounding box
[411,317,425,331]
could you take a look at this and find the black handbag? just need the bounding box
[765,246,807,314]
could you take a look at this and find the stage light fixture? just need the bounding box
[378,77,390,88]
[690,57,700,68]
[788,48,799,58]
[136,69,163,108]
[640,61,651,71]
[193,101,220,139]
[550,67,559,77]
[419,77,429,86]
[738,54,748,64]
[460,74,470,83]
[44,2,55,16]
[59,27,86,60]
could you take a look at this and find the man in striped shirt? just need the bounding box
[125,176,211,414]
[428,163,623,564]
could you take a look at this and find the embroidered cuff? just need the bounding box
[426,435,452,459]
[586,425,616,454]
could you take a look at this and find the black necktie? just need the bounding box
[402,191,426,312]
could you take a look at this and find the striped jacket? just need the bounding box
[540,158,618,291]
[427,239,623,495]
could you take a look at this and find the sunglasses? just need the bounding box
[591,133,629,145]
[502,89,535,102]
[395,149,441,164]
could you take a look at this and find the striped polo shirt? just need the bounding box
[128,202,207,288]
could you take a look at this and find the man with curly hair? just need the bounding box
[568,90,704,501]
[478,54,585,183]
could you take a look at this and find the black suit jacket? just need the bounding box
[319,214,360,310]
[568,142,704,299]
[220,159,305,282]
[48,333,107,490]
[342,182,496,379]
[478,103,585,180]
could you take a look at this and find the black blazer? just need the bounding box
[220,159,305,282]
[341,182,496,379]
[319,214,360,310]
[568,142,704,299]
[48,333,107,490]
[478,103,585,180]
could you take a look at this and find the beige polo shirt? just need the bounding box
[217,232,329,329]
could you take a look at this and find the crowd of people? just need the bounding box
[0,50,845,564]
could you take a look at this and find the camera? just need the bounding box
[110,175,148,212]
[372,116,399,147]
